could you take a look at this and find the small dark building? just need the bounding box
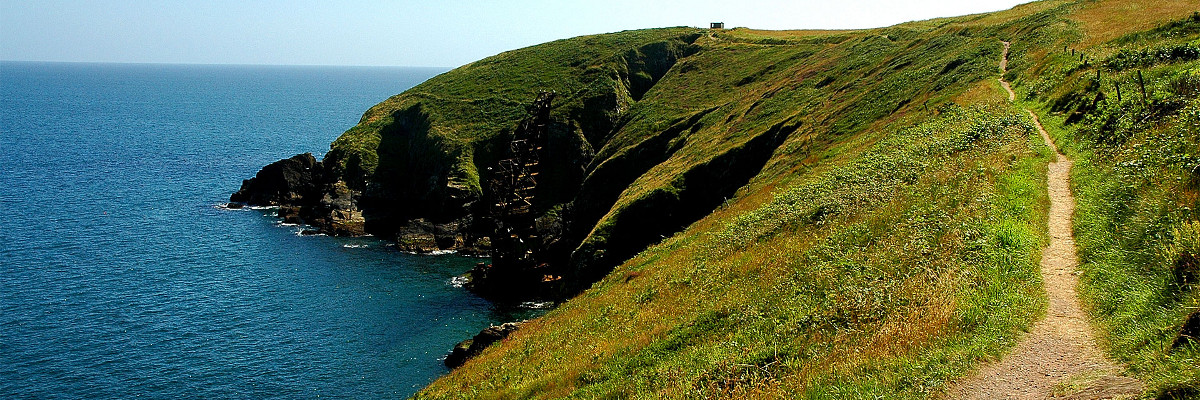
[710,22,724,29]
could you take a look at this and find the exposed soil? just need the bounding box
[942,41,1144,400]
[1000,41,1015,102]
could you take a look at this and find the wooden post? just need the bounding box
[1138,69,1147,105]
[1115,82,1122,102]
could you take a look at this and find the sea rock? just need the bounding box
[392,218,474,253]
[395,220,441,253]
[325,209,366,236]
[232,153,374,236]
[230,153,323,206]
[278,206,303,225]
[444,322,523,369]
[320,180,358,213]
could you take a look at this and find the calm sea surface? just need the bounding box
[0,62,525,399]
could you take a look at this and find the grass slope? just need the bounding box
[412,5,1062,400]
[418,102,1051,399]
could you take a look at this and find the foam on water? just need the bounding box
[519,301,557,310]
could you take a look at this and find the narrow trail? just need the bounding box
[943,41,1143,400]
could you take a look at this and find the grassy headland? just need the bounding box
[293,0,1200,397]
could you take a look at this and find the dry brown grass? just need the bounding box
[963,0,1074,27]
[1071,0,1199,46]
[956,79,1011,105]
[727,28,860,39]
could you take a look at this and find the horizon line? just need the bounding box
[0,59,454,70]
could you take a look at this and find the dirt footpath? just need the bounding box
[941,41,1143,400]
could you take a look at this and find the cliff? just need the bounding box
[235,22,1006,297]
[234,0,1200,396]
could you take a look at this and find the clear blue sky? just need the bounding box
[1,0,1029,68]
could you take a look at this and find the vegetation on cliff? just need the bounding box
[324,28,704,252]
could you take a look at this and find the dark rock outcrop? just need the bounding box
[1171,252,1198,291]
[231,153,484,252]
[1172,311,1200,350]
[311,180,366,236]
[395,219,450,253]
[229,153,369,236]
[230,153,367,237]
[278,206,303,225]
[444,322,523,369]
[390,218,491,255]
[230,153,324,206]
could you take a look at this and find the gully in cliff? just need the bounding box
[468,91,567,301]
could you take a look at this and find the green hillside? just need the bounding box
[276,0,1200,397]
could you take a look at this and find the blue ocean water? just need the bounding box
[0,62,525,399]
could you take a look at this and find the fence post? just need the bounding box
[1138,69,1147,105]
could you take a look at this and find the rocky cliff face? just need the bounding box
[230,153,323,206]
[234,23,998,301]
[230,151,491,252]
[230,153,367,237]
[233,29,720,299]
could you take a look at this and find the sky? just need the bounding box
[1,0,1030,68]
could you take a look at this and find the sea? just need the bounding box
[0,62,536,399]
